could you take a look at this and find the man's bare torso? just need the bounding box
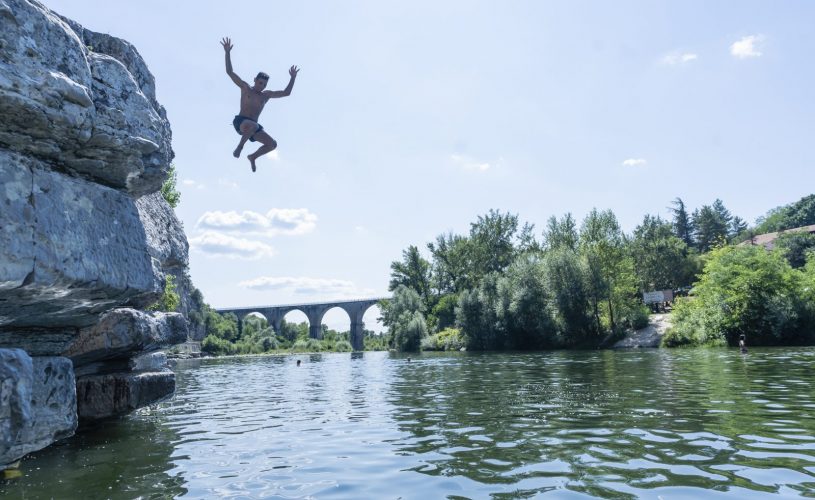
[239,87,268,121]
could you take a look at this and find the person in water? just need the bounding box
[739,334,748,354]
[221,37,299,172]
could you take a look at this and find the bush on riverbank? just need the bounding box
[421,328,465,351]
[663,246,815,347]
[291,339,324,352]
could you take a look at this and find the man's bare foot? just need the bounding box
[248,154,257,172]
[233,146,243,158]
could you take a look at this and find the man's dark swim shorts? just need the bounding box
[233,115,264,142]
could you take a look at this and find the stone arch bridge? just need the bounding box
[215,297,389,351]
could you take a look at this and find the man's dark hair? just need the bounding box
[256,72,269,80]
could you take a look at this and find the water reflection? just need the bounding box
[1,349,814,498]
[388,350,815,498]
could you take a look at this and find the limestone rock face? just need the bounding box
[64,309,187,367]
[0,350,77,469]
[0,349,33,466]
[0,151,159,329]
[135,192,194,317]
[0,0,188,468]
[0,0,172,195]
[76,371,175,421]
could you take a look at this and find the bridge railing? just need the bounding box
[215,297,390,313]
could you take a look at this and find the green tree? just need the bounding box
[693,203,729,252]
[542,248,594,344]
[389,245,432,302]
[670,198,694,248]
[774,231,815,269]
[381,286,427,352]
[468,209,521,278]
[429,293,458,332]
[730,216,748,241]
[755,194,815,234]
[427,232,473,294]
[456,273,503,350]
[160,164,181,208]
[664,245,813,347]
[543,213,579,252]
[500,256,556,349]
[629,214,696,292]
[580,209,628,333]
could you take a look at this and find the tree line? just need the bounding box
[383,193,815,352]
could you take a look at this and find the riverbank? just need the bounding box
[613,313,672,348]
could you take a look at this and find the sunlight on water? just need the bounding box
[3,348,815,498]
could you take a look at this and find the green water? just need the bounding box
[3,348,815,498]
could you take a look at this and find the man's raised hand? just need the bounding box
[289,65,300,77]
[221,37,233,52]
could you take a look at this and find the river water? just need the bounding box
[3,348,815,499]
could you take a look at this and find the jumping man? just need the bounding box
[221,37,299,172]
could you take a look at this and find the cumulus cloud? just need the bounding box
[196,208,318,236]
[451,154,491,172]
[622,158,647,167]
[189,231,276,259]
[238,276,374,297]
[661,52,698,65]
[730,35,764,59]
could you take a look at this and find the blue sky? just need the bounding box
[47,1,815,331]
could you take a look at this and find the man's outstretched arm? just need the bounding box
[264,65,299,98]
[221,37,248,88]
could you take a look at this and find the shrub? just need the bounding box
[421,328,465,351]
[291,339,324,352]
[333,340,353,352]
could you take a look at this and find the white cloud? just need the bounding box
[196,208,318,236]
[354,225,367,234]
[730,35,765,59]
[661,52,698,65]
[622,158,647,167]
[181,178,206,190]
[451,154,491,172]
[189,231,276,259]
[264,150,280,162]
[238,276,375,297]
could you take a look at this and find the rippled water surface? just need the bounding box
[4,348,815,498]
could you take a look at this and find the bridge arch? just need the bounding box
[320,306,352,342]
[279,308,309,340]
[215,297,390,352]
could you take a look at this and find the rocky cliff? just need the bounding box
[1,0,189,468]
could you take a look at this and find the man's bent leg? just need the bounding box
[234,120,259,158]
[247,131,277,172]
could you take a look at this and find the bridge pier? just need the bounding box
[304,306,325,340]
[349,308,366,351]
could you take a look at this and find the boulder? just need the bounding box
[64,309,187,367]
[76,371,175,421]
[1,351,77,469]
[0,349,33,468]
